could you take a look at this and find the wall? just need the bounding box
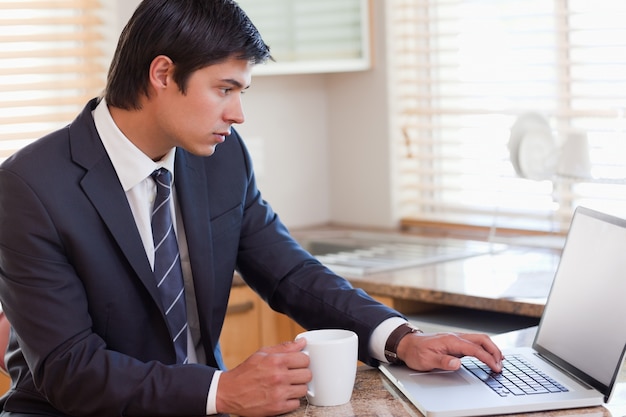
[234,75,332,227]
[114,0,393,229]
[326,0,394,228]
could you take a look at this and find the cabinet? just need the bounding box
[0,372,8,395]
[236,0,371,75]
[220,285,305,369]
[219,285,263,369]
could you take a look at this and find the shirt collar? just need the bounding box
[92,98,176,191]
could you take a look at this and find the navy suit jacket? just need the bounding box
[0,98,400,416]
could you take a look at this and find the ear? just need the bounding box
[149,55,174,91]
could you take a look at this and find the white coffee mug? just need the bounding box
[295,329,358,407]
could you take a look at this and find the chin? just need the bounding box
[190,145,218,157]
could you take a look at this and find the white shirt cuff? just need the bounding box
[206,370,222,415]
[368,317,410,363]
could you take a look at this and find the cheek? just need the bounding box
[187,92,223,117]
[166,88,225,130]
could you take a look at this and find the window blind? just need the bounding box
[0,0,107,161]
[236,0,369,74]
[391,0,626,234]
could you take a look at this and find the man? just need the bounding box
[0,1,503,416]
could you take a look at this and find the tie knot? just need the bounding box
[152,168,172,198]
[152,168,172,186]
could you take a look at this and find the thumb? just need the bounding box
[439,356,462,371]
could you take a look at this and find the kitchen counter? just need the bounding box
[342,249,556,318]
[283,367,625,417]
[281,327,626,417]
[291,229,562,319]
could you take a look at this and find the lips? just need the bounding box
[216,131,230,137]
[211,131,228,143]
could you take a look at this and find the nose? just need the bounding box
[225,94,245,125]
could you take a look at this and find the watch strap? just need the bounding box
[384,322,423,364]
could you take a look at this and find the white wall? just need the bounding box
[115,0,138,32]
[115,0,394,229]
[327,0,394,228]
[234,75,332,227]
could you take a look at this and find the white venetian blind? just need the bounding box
[0,0,107,161]
[236,0,370,74]
[391,0,626,234]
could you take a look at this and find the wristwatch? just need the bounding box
[384,322,423,364]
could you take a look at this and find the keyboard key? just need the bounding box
[461,354,569,397]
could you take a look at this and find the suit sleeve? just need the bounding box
[230,135,404,366]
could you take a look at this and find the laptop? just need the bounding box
[380,206,626,417]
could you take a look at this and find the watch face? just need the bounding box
[401,323,422,334]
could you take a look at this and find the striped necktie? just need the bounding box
[151,168,188,364]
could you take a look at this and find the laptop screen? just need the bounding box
[533,206,626,399]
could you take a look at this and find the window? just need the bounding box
[391,0,626,234]
[0,0,107,162]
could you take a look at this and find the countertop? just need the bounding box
[281,328,626,417]
[290,229,563,318]
[340,248,557,318]
[283,367,626,417]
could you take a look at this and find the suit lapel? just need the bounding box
[69,99,161,306]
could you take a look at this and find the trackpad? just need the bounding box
[409,370,471,388]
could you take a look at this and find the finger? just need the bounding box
[461,333,504,359]
[454,334,503,372]
[286,376,310,396]
[284,352,310,371]
[285,367,312,386]
[282,397,305,413]
[261,338,307,355]
[256,340,310,370]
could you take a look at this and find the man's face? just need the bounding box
[153,57,252,158]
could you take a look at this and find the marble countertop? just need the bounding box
[290,229,563,318]
[283,366,626,417]
[281,328,626,417]
[343,249,555,318]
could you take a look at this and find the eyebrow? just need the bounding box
[222,79,250,90]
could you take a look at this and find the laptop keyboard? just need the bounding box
[461,354,569,397]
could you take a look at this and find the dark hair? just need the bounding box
[104,0,271,110]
